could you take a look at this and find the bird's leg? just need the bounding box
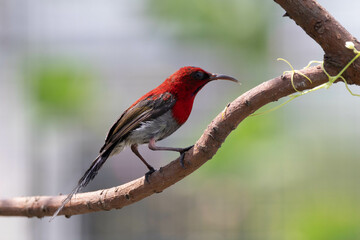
[131,144,155,183]
[148,139,193,168]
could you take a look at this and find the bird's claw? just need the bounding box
[179,153,186,168]
[145,167,155,183]
[179,145,194,168]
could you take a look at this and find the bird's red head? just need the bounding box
[162,66,238,98]
[152,66,238,124]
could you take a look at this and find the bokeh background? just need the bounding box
[1,0,360,239]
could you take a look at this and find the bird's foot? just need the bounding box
[145,167,155,183]
[179,145,194,168]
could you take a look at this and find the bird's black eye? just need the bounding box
[193,71,206,80]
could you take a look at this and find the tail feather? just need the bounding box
[50,154,109,221]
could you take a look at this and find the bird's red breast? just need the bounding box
[170,94,195,125]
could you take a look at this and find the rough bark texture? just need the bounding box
[0,0,359,218]
[274,0,360,84]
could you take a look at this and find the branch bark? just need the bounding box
[0,0,359,218]
[274,0,360,85]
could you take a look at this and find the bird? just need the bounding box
[51,66,238,220]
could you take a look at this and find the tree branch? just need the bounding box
[0,0,359,218]
[274,0,360,85]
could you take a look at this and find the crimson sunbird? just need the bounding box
[51,66,238,219]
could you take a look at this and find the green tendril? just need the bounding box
[277,58,313,92]
[251,42,360,117]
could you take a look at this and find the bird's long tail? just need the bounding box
[50,153,109,221]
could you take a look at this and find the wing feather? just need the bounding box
[100,92,175,154]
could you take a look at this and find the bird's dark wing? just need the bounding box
[100,92,175,154]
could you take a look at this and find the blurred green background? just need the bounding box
[0,0,359,239]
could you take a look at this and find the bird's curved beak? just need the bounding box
[209,73,239,83]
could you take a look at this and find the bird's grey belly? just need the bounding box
[126,110,181,145]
